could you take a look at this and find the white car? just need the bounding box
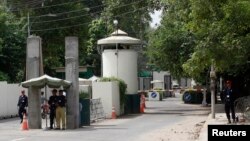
[171,84,181,96]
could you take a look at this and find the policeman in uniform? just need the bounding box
[55,90,66,130]
[48,89,58,129]
[17,90,28,123]
[222,80,236,123]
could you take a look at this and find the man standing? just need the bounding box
[56,90,66,130]
[222,80,236,124]
[41,91,46,105]
[48,89,57,129]
[17,90,28,124]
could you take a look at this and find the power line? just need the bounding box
[7,0,42,5]
[29,4,105,19]
[30,0,143,23]
[31,6,148,32]
[7,0,44,10]
[32,10,101,24]
[29,0,143,19]
[10,0,88,12]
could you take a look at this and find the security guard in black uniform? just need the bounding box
[55,90,66,130]
[17,90,28,123]
[222,80,236,124]
[48,89,58,129]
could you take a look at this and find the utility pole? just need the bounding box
[27,12,30,37]
[210,64,216,119]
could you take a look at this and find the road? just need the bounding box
[0,94,210,141]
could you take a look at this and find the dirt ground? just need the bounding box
[136,116,207,141]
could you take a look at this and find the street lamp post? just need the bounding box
[113,19,118,34]
[113,19,118,77]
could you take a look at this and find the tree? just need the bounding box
[86,0,160,75]
[146,0,250,86]
[5,0,160,79]
[146,0,195,79]
[7,0,92,76]
[183,0,250,80]
[86,19,107,75]
[0,5,26,82]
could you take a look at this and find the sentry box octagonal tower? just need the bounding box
[97,29,141,94]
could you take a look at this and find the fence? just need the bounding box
[235,96,250,120]
[90,98,105,122]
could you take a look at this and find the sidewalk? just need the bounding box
[197,104,250,141]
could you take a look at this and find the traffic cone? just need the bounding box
[111,106,116,119]
[142,94,146,108]
[140,100,144,113]
[22,113,29,130]
[140,94,145,113]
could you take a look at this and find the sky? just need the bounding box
[150,9,162,28]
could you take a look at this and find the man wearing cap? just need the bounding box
[48,89,58,129]
[17,90,28,123]
[222,80,236,124]
[55,90,66,130]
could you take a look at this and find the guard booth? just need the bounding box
[97,29,142,114]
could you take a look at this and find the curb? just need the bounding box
[196,113,211,141]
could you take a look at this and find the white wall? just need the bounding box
[92,81,120,118]
[153,71,170,89]
[102,50,138,94]
[180,78,192,88]
[79,80,92,86]
[0,82,96,119]
[0,82,26,118]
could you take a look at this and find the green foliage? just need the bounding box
[15,0,92,75]
[102,0,153,38]
[99,77,127,106]
[6,0,157,78]
[86,19,107,76]
[146,0,250,85]
[153,87,162,90]
[183,0,250,79]
[0,5,26,82]
[159,91,163,101]
[79,91,90,100]
[0,71,9,81]
[146,0,195,79]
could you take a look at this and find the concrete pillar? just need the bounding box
[202,88,207,106]
[26,36,42,129]
[65,37,79,129]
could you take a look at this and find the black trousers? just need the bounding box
[50,109,56,128]
[225,103,235,120]
[18,107,26,122]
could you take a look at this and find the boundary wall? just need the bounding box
[0,81,25,119]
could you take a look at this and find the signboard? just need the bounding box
[148,91,160,101]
